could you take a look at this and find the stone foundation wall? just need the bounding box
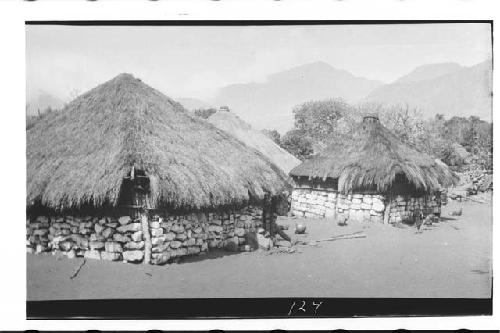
[26,206,263,265]
[291,188,441,224]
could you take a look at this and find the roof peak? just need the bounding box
[113,73,138,81]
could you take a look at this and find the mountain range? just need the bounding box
[364,60,492,121]
[211,61,383,133]
[27,59,492,133]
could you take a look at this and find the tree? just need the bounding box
[280,129,313,160]
[193,108,217,119]
[262,129,281,145]
[379,103,426,148]
[291,98,360,152]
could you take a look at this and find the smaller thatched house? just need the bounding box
[289,114,456,224]
[207,108,301,174]
[26,73,291,264]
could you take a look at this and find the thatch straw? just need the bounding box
[207,111,301,173]
[289,116,457,193]
[27,73,291,210]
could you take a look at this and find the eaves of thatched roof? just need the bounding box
[289,116,457,194]
[27,73,291,210]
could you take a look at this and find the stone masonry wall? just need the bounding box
[291,188,441,224]
[26,206,263,265]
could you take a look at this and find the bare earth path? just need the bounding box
[27,195,492,300]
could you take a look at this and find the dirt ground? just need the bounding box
[27,194,492,300]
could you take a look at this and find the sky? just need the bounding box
[26,23,492,102]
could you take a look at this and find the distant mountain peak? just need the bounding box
[395,62,464,84]
[365,59,492,122]
[212,61,384,133]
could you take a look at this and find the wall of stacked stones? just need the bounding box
[26,206,263,265]
[291,188,441,224]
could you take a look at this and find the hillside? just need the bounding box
[212,61,383,133]
[207,111,301,173]
[394,63,464,84]
[365,60,492,121]
[176,97,212,111]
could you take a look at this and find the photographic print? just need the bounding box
[25,22,493,318]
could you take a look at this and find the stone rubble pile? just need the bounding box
[448,169,493,199]
[26,206,264,265]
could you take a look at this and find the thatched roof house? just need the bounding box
[289,115,456,222]
[290,114,456,194]
[27,73,291,212]
[207,110,301,174]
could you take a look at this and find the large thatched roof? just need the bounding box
[289,115,456,193]
[207,111,301,173]
[27,73,291,210]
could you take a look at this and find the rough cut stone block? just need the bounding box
[185,238,196,246]
[36,216,49,223]
[211,218,223,226]
[94,224,105,235]
[101,251,122,261]
[118,216,132,225]
[151,235,166,246]
[84,250,101,260]
[372,202,385,213]
[350,203,361,210]
[171,224,185,234]
[125,241,145,250]
[170,240,182,249]
[150,228,164,237]
[59,241,74,251]
[175,233,187,241]
[105,242,123,253]
[152,252,171,265]
[33,229,48,236]
[113,233,131,243]
[170,248,188,257]
[89,241,105,250]
[117,223,141,233]
[131,230,143,242]
[163,232,176,242]
[123,250,144,262]
[208,225,223,234]
[149,221,160,229]
[361,203,372,210]
[160,222,173,231]
[90,233,106,242]
[152,242,170,253]
[187,246,201,255]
